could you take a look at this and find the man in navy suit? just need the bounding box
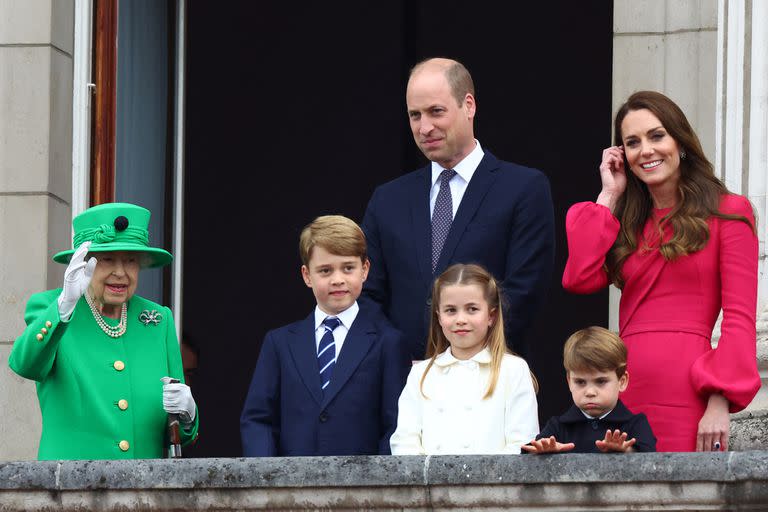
[240,215,409,456]
[362,58,555,361]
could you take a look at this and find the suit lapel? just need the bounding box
[321,311,376,407]
[435,152,500,273]
[410,166,433,284]
[286,314,324,405]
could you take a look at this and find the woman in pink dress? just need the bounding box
[563,91,760,452]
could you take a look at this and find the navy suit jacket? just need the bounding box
[535,400,657,453]
[240,304,409,456]
[361,151,555,360]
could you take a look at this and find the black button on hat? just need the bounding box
[114,216,129,231]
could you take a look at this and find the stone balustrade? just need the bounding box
[1,453,767,511]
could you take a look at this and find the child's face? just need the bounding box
[567,368,628,418]
[437,283,495,360]
[301,246,369,316]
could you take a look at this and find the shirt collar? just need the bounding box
[313,301,359,330]
[433,346,492,367]
[430,139,484,186]
[579,407,613,420]
[560,400,634,423]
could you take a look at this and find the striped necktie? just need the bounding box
[318,317,341,392]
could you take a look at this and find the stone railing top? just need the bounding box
[1,452,768,491]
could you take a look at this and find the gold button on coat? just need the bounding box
[11,290,200,459]
[117,399,128,410]
[36,334,43,341]
[45,321,52,328]
[118,440,129,451]
[113,360,125,371]
[41,328,48,335]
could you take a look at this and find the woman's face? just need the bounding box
[620,108,681,191]
[88,251,140,307]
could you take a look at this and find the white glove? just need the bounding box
[161,376,196,424]
[57,241,97,322]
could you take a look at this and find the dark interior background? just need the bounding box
[184,1,612,457]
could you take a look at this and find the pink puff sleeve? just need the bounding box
[691,195,761,412]
[562,202,621,294]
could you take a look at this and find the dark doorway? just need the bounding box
[184,1,612,457]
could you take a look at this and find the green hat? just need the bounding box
[53,203,173,268]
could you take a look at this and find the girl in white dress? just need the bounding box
[390,263,539,455]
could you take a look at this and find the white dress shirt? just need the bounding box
[429,140,485,217]
[313,301,359,357]
[390,347,539,455]
[579,407,614,420]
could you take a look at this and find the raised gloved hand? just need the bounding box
[57,241,97,322]
[161,376,197,424]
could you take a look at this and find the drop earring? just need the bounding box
[680,150,687,160]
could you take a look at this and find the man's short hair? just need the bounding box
[410,58,475,107]
[563,326,628,378]
[299,215,367,266]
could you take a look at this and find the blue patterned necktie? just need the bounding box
[318,317,341,392]
[431,169,457,272]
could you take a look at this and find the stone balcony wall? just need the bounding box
[1,453,767,511]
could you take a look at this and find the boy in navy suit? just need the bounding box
[523,327,656,454]
[240,215,410,456]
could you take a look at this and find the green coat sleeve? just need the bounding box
[162,305,200,445]
[9,289,66,382]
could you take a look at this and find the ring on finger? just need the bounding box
[713,441,721,451]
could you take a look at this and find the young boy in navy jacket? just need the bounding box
[240,215,410,456]
[523,327,656,454]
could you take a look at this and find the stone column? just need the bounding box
[721,0,768,450]
[0,0,75,460]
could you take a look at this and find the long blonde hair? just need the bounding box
[420,263,536,399]
[607,91,754,288]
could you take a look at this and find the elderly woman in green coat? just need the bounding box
[9,203,198,459]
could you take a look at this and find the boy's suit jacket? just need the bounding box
[361,151,555,360]
[535,400,657,453]
[240,304,409,456]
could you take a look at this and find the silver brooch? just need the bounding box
[139,310,163,326]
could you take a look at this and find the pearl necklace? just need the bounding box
[85,293,127,338]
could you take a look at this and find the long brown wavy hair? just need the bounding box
[420,263,537,399]
[606,91,754,288]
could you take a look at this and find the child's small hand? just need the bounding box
[595,429,637,453]
[521,436,575,454]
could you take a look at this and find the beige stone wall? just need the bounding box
[3,454,768,511]
[0,0,74,460]
[613,0,718,159]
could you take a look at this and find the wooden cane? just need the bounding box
[167,378,182,458]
